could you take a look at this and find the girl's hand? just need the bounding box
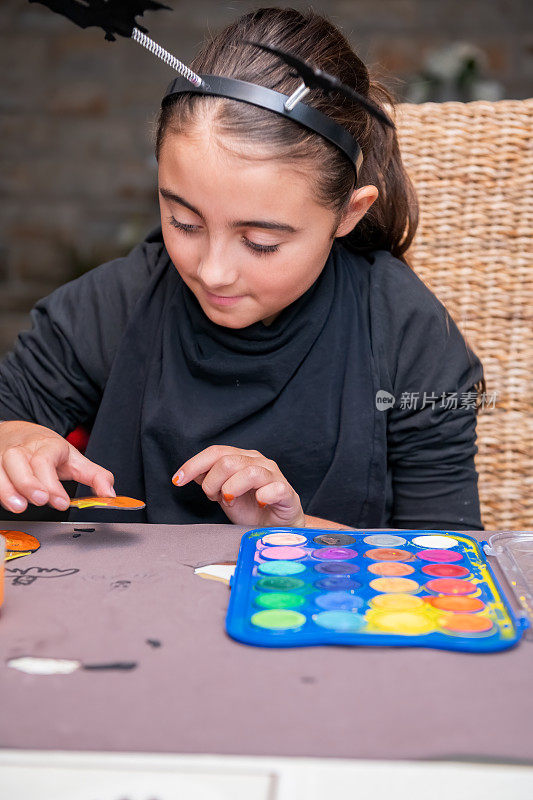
[0,420,116,514]
[172,445,305,528]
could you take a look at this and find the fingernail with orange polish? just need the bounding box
[257,501,267,508]
[223,493,234,504]
[172,470,185,486]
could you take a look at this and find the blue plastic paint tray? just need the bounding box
[226,528,529,652]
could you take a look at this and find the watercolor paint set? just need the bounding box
[226,528,530,652]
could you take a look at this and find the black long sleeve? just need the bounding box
[0,236,159,435]
[0,229,485,530]
[369,253,484,531]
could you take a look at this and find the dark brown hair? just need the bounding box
[154,7,419,263]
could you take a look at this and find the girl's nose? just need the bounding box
[196,242,238,290]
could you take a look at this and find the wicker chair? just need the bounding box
[395,99,532,531]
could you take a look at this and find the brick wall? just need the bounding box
[1,0,531,356]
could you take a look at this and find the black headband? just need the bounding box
[30,2,397,182]
[162,74,364,179]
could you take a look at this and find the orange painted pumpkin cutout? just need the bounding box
[1,530,41,563]
[69,496,146,510]
[1,530,41,553]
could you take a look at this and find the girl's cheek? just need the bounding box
[170,252,196,279]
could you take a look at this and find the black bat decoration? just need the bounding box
[28,0,171,41]
[244,40,395,129]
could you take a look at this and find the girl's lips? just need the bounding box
[205,290,245,306]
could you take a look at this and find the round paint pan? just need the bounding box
[425,578,477,596]
[438,613,494,635]
[369,577,420,594]
[258,560,306,577]
[364,548,414,562]
[314,576,360,591]
[417,549,463,564]
[312,611,366,632]
[250,609,307,631]
[363,534,407,547]
[261,532,307,546]
[370,593,425,612]
[411,535,459,549]
[313,533,357,546]
[426,596,485,613]
[314,561,358,576]
[254,592,306,610]
[367,561,415,577]
[261,546,307,561]
[314,591,364,611]
[311,547,357,561]
[372,611,435,635]
[421,563,470,579]
[255,576,305,592]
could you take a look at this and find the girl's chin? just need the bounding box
[200,302,257,329]
[194,291,277,329]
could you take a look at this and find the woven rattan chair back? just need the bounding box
[395,99,532,530]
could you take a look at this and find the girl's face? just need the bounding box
[158,128,377,328]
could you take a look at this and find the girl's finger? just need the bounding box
[0,462,29,513]
[254,482,305,525]
[63,447,116,497]
[30,446,73,508]
[172,445,255,486]
[190,470,209,487]
[2,445,52,506]
[216,466,282,505]
[255,481,296,510]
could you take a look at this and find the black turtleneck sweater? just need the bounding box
[0,226,484,530]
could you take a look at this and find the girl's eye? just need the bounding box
[243,238,280,256]
[168,216,280,257]
[168,217,198,235]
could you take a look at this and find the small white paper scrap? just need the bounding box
[194,563,235,585]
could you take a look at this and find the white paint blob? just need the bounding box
[7,656,80,675]
[411,535,459,549]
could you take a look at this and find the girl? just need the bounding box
[0,8,484,530]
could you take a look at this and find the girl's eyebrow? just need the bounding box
[159,187,301,233]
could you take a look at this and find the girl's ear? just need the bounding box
[334,185,379,238]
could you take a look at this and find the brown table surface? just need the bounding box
[0,521,531,763]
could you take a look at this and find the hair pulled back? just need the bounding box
[154,7,419,263]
